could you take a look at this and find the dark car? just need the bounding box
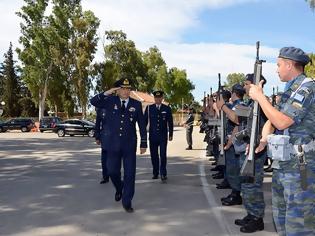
[39,116,62,133]
[0,118,35,133]
[53,119,95,137]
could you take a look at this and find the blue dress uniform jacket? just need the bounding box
[94,108,108,180]
[144,104,174,177]
[90,92,147,208]
[145,104,173,142]
[90,93,147,151]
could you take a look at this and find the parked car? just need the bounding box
[39,116,62,132]
[0,118,35,132]
[53,119,95,137]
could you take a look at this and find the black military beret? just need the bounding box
[245,73,266,84]
[222,90,231,101]
[278,47,310,66]
[232,83,245,96]
[114,78,132,88]
[152,90,164,97]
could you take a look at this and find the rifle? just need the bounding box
[202,91,206,111]
[272,87,276,106]
[240,41,265,180]
[217,73,227,165]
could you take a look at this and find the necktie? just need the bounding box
[157,105,160,110]
[121,100,126,111]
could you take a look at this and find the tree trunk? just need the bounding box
[38,62,53,120]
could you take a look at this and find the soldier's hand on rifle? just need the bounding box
[249,80,265,101]
[169,136,173,141]
[216,95,225,110]
[255,139,267,153]
[140,148,147,154]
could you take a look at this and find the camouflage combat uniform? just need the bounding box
[272,74,315,236]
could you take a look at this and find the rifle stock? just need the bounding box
[240,41,265,179]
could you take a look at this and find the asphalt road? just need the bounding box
[0,127,277,236]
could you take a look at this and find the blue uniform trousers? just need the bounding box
[107,145,137,208]
[149,140,167,177]
[239,151,266,218]
[101,149,108,179]
[272,155,315,236]
[225,146,241,191]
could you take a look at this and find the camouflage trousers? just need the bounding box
[225,145,241,191]
[239,151,267,218]
[272,155,315,236]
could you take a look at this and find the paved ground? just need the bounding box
[0,127,277,236]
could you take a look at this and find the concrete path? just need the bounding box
[0,127,277,236]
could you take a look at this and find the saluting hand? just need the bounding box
[104,87,120,95]
[249,80,265,101]
[140,148,147,154]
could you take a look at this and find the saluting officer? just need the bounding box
[250,47,315,235]
[183,106,195,150]
[90,78,147,213]
[95,107,109,184]
[144,90,174,182]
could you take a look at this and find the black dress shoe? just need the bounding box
[115,192,122,202]
[240,217,264,233]
[161,175,167,183]
[185,146,192,150]
[123,205,134,213]
[221,194,242,206]
[100,176,109,184]
[235,214,253,226]
[152,175,159,179]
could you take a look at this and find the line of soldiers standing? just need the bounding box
[199,46,315,235]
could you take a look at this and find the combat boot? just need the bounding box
[240,217,264,233]
[221,191,242,206]
[234,214,254,226]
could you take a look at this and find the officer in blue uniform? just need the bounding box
[95,107,109,184]
[90,78,147,213]
[144,90,174,182]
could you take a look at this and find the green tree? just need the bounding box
[103,30,146,88]
[16,0,55,120]
[70,9,100,117]
[306,0,315,9]
[0,43,21,117]
[224,73,245,90]
[141,46,166,92]
[155,67,195,110]
[305,53,315,78]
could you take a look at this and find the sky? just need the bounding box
[0,0,315,103]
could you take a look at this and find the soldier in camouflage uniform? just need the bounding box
[235,74,267,233]
[249,47,315,236]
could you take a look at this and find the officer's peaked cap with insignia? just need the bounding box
[153,90,164,97]
[278,47,310,66]
[232,83,245,96]
[245,73,266,84]
[114,78,132,88]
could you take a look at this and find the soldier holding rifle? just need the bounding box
[249,47,315,235]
